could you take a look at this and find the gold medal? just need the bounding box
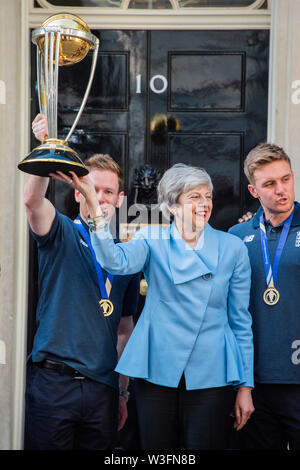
[263,287,280,306]
[99,299,114,317]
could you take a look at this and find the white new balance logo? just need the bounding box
[80,239,89,248]
[243,234,255,243]
[295,231,300,247]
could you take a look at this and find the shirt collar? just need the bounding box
[252,201,300,228]
[77,214,89,231]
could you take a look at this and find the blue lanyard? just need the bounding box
[74,216,114,300]
[259,208,294,288]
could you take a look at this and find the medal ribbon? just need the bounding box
[259,208,294,289]
[74,217,114,301]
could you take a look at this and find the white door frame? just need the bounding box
[29,0,271,29]
[14,0,273,449]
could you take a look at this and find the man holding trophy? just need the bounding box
[19,14,139,450]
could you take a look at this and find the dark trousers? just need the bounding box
[25,364,118,450]
[239,384,300,450]
[134,377,235,450]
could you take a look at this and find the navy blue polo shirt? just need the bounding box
[29,210,140,389]
[229,202,300,384]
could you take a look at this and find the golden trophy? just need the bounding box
[18,13,99,177]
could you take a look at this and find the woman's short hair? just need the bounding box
[157,163,213,218]
[244,142,292,184]
[85,153,124,192]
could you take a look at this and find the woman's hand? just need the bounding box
[49,170,100,217]
[233,386,254,431]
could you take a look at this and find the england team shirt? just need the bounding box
[229,202,300,384]
[29,210,140,389]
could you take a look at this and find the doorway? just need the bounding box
[28,28,269,349]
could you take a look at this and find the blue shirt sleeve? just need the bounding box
[91,225,150,275]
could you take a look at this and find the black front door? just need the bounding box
[148,30,269,229]
[28,29,269,348]
[30,28,269,227]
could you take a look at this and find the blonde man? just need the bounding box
[230,142,300,450]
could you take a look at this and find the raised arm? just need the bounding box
[24,114,55,236]
[68,170,150,275]
[24,175,55,236]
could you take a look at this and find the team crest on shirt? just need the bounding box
[243,234,255,243]
[295,231,300,247]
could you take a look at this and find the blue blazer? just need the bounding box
[91,222,254,390]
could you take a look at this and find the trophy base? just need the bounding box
[18,139,89,177]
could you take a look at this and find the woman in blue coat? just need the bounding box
[69,163,254,450]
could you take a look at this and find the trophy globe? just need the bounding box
[18,13,99,177]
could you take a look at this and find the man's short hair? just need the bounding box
[244,142,292,184]
[85,153,124,192]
